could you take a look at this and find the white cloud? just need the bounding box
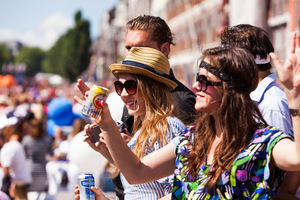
[39,12,73,33]
[0,29,16,41]
[0,12,74,50]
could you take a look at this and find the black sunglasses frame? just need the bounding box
[199,60,232,83]
[114,80,137,96]
[196,73,222,92]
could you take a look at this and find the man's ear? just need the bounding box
[160,42,170,57]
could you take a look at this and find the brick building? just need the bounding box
[92,0,300,88]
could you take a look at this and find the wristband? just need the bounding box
[289,108,300,116]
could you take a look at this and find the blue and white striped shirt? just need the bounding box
[120,117,186,200]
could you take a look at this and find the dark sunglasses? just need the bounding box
[114,80,137,96]
[196,73,222,92]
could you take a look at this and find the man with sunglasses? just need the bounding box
[76,15,196,199]
[220,24,298,200]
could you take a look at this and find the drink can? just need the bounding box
[115,120,125,132]
[82,85,109,120]
[78,173,95,200]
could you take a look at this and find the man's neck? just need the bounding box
[9,134,19,141]
[258,70,272,83]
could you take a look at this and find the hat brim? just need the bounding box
[110,64,177,90]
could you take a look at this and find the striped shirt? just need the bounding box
[120,117,186,200]
[22,135,53,191]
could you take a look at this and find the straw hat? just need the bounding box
[109,47,177,90]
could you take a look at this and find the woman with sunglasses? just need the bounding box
[77,47,186,200]
[86,32,300,199]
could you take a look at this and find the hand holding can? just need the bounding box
[78,173,95,200]
[82,85,109,120]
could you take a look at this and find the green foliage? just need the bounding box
[16,46,45,76]
[42,10,91,82]
[0,44,13,74]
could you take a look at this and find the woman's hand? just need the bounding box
[94,100,118,132]
[74,79,90,106]
[83,122,116,164]
[271,32,300,171]
[121,132,132,144]
[77,79,90,96]
[74,185,112,200]
[74,185,80,200]
[270,32,300,107]
[83,124,108,153]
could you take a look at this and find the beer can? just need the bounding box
[115,120,125,132]
[78,173,95,200]
[82,85,109,120]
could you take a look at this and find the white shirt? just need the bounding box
[250,72,292,134]
[0,140,32,184]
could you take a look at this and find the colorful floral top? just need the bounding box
[172,124,292,200]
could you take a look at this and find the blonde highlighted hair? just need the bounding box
[113,74,178,177]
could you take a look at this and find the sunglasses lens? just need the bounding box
[197,74,207,92]
[114,80,137,96]
[114,81,123,95]
[199,76,206,90]
[124,80,137,95]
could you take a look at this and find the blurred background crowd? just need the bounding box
[0,75,117,200]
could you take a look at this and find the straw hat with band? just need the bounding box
[109,47,177,90]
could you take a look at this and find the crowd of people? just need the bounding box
[0,14,300,200]
[0,75,115,200]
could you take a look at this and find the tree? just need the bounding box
[0,44,13,74]
[16,47,45,76]
[42,10,91,82]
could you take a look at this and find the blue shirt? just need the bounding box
[120,117,186,200]
[250,72,292,134]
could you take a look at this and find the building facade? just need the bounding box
[92,0,300,88]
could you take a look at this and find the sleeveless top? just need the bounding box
[121,117,186,199]
[172,124,292,200]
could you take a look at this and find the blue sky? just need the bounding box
[0,0,119,50]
